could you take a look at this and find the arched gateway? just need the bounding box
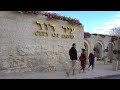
[94,40,104,61]
[107,43,114,63]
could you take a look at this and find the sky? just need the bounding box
[49,11,120,36]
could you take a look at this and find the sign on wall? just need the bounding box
[34,22,75,39]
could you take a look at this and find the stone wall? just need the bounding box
[85,35,118,64]
[0,11,84,73]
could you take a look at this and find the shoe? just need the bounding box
[88,68,90,71]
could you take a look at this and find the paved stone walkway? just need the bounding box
[0,64,120,79]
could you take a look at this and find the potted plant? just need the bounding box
[84,32,91,38]
[111,36,118,42]
[99,34,106,38]
[113,50,117,54]
[105,49,108,52]
[118,50,120,54]
[92,33,97,36]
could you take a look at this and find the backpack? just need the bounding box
[79,56,83,61]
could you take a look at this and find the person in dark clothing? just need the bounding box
[69,43,77,60]
[79,48,86,73]
[66,43,77,77]
[88,52,95,70]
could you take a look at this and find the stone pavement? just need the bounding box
[0,64,120,79]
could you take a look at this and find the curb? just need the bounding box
[95,74,120,79]
[84,74,120,79]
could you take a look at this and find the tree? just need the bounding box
[110,27,120,36]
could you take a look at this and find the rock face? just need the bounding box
[0,11,84,73]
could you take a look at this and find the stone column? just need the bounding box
[117,38,120,70]
[112,39,119,71]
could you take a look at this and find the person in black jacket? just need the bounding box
[69,43,77,60]
[66,43,77,77]
[88,52,95,70]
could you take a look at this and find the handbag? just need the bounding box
[79,56,83,61]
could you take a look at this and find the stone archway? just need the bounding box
[94,42,102,60]
[107,43,114,63]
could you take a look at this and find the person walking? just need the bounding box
[88,52,95,70]
[66,43,77,77]
[79,49,86,73]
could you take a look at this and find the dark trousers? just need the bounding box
[81,67,85,72]
[88,61,94,70]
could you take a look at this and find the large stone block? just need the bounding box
[16,45,36,56]
[2,61,10,69]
